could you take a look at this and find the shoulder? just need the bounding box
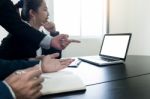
[0,0,12,9]
[0,0,6,8]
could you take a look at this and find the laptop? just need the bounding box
[78,33,132,66]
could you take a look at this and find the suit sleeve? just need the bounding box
[0,59,39,80]
[42,31,62,58]
[0,82,14,99]
[0,0,46,49]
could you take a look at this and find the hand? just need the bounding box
[42,21,56,32]
[51,34,81,50]
[5,66,44,99]
[40,53,75,73]
[29,55,45,61]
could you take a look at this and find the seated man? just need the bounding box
[0,53,74,98]
[0,1,74,98]
[0,53,74,80]
[0,66,43,99]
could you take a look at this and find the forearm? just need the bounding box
[0,59,39,80]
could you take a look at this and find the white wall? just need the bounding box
[46,0,105,58]
[109,0,150,55]
[62,37,101,58]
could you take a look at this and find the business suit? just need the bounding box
[0,0,46,56]
[0,82,14,99]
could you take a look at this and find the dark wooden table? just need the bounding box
[40,55,150,99]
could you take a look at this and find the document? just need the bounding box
[41,71,86,95]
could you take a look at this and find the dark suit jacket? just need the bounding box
[0,34,37,60]
[0,32,61,60]
[0,82,14,99]
[0,0,46,59]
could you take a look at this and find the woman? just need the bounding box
[0,0,70,60]
[21,0,62,58]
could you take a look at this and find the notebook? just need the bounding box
[41,71,86,95]
[78,33,132,66]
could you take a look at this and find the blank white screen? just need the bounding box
[100,35,130,58]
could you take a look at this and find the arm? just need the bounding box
[4,66,43,99]
[0,59,39,80]
[41,24,62,58]
[0,0,46,49]
[0,82,14,99]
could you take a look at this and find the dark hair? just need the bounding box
[14,0,24,16]
[15,0,24,9]
[15,0,43,21]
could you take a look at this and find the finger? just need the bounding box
[69,39,81,43]
[25,68,42,80]
[30,87,42,99]
[59,58,75,62]
[30,83,43,93]
[31,77,44,88]
[31,91,42,99]
[60,34,69,39]
[59,59,75,67]
[49,53,60,59]
[60,42,69,49]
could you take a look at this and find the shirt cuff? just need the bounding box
[40,35,52,49]
[3,81,16,99]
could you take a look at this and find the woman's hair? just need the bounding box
[15,0,43,21]
[15,0,24,9]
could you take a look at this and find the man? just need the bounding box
[0,53,74,99]
[0,0,74,98]
[0,53,73,80]
[0,66,43,99]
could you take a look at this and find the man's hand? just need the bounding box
[5,66,44,99]
[51,34,80,50]
[41,53,74,73]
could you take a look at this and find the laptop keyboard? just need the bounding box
[101,57,116,62]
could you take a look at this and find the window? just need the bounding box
[53,0,107,38]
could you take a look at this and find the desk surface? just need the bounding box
[40,55,150,99]
[62,55,150,85]
[41,74,150,99]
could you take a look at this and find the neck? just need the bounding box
[29,20,40,30]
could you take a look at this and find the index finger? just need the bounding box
[69,39,81,43]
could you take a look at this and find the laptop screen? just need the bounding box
[100,33,131,60]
